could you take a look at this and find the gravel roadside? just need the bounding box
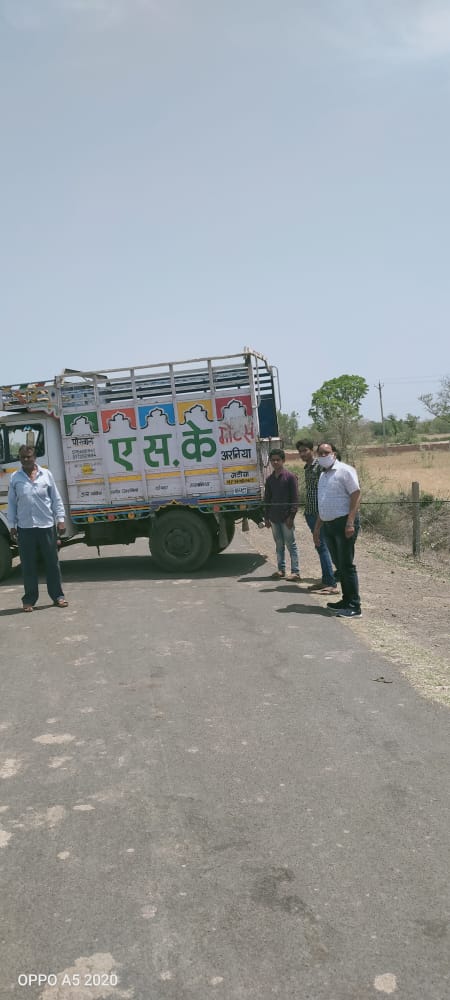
[244,518,450,707]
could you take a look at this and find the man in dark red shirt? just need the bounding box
[264,448,300,581]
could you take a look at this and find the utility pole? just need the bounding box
[376,381,387,454]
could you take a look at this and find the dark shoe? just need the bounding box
[53,598,69,608]
[335,607,362,618]
[326,600,346,610]
[271,570,285,579]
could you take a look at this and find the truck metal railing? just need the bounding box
[1,349,276,413]
[99,366,274,405]
[0,381,56,411]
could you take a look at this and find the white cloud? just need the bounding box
[0,0,41,30]
[401,4,450,59]
[308,0,450,62]
[0,0,159,31]
[60,0,158,23]
[4,0,450,59]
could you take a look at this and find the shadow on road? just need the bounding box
[255,584,317,594]
[238,577,320,589]
[0,551,267,586]
[276,602,332,617]
[0,605,56,617]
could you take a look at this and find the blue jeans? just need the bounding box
[271,521,299,574]
[18,527,65,607]
[304,512,336,587]
[322,516,360,610]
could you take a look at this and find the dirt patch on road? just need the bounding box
[245,521,450,708]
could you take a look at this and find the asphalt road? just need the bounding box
[0,533,449,1000]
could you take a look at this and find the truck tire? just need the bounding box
[215,517,236,553]
[0,535,12,581]
[149,510,213,572]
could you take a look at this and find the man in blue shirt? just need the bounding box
[7,445,68,612]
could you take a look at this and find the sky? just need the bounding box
[1,0,449,423]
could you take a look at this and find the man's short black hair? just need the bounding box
[18,444,36,457]
[296,438,314,451]
[269,447,285,461]
[317,442,342,461]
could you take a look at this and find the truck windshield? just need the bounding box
[5,424,45,460]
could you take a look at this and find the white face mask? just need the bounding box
[318,454,335,469]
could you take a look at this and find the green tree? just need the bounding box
[370,420,386,439]
[386,413,420,444]
[308,375,369,456]
[386,413,400,438]
[419,376,450,427]
[403,413,420,442]
[277,410,300,448]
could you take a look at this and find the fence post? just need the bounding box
[412,481,421,558]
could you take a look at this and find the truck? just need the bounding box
[0,348,279,578]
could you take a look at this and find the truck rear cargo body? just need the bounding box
[0,349,279,574]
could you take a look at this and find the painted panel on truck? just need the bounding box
[60,391,260,516]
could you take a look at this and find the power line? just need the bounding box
[376,376,445,385]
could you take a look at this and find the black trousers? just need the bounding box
[322,515,360,610]
[17,527,65,607]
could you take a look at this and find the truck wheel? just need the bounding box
[0,535,12,581]
[149,510,212,572]
[215,518,236,553]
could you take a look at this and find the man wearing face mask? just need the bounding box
[313,443,361,618]
[295,438,338,594]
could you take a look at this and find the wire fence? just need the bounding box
[287,466,450,558]
[360,496,450,556]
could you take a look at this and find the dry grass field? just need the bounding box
[287,447,450,555]
[288,448,450,498]
[355,448,450,497]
